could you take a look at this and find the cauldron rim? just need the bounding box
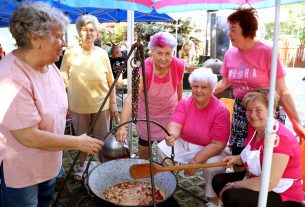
[86,158,178,207]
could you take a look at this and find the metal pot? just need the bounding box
[86,158,177,206]
[102,133,130,160]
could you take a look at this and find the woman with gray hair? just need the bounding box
[0,2,103,207]
[116,31,184,159]
[157,68,230,207]
[60,14,118,179]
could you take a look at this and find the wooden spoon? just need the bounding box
[130,161,228,179]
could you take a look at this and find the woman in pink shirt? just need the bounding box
[116,32,184,159]
[213,7,304,157]
[157,68,230,207]
[212,92,304,207]
[0,2,103,207]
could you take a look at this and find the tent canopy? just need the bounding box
[0,0,174,27]
[153,0,305,13]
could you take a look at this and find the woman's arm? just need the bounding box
[59,51,70,87]
[276,78,305,138]
[165,121,183,147]
[177,80,183,101]
[223,155,244,167]
[116,76,144,142]
[105,59,118,119]
[10,125,103,153]
[213,77,231,95]
[115,92,132,142]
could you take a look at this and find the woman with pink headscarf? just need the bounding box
[116,32,184,159]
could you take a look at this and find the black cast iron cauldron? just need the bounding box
[85,158,178,207]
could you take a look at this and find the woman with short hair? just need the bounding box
[213,7,304,157]
[212,91,304,207]
[60,14,118,179]
[116,32,184,159]
[157,68,230,207]
[0,2,103,206]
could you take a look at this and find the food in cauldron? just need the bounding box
[101,181,165,205]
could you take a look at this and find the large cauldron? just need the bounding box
[86,158,177,207]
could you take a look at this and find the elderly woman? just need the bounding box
[0,2,103,207]
[157,68,230,207]
[213,7,304,157]
[60,14,118,178]
[116,32,184,159]
[212,92,304,207]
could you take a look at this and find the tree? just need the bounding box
[264,3,305,41]
[99,23,127,46]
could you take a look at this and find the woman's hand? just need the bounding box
[115,126,127,142]
[109,103,118,119]
[292,121,305,141]
[76,134,104,154]
[184,159,197,176]
[223,155,243,167]
[165,134,175,147]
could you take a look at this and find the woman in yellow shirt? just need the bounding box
[60,14,118,179]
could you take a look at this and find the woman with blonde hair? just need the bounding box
[212,92,304,207]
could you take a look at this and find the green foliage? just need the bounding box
[96,18,202,58]
[134,21,176,47]
[264,3,305,41]
[134,17,198,46]
[99,23,127,46]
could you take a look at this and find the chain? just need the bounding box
[131,57,141,121]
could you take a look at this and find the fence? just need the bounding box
[279,38,305,67]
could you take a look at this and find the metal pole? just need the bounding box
[127,10,134,156]
[257,1,281,206]
[205,11,210,56]
[175,20,178,57]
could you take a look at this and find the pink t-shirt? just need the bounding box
[136,57,183,141]
[246,123,303,202]
[140,57,184,90]
[0,53,68,188]
[221,41,286,98]
[172,96,230,146]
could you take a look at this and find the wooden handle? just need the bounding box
[157,161,227,172]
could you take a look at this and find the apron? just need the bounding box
[240,120,296,193]
[157,138,203,164]
[136,67,178,141]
